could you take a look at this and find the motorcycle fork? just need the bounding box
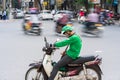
[35,66,44,80]
[37,66,41,72]
[83,64,88,80]
[34,72,40,80]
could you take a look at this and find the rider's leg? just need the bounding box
[85,21,91,30]
[48,55,74,80]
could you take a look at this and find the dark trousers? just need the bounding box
[0,15,2,19]
[2,15,6,20]
[48,55,74,80]
[85,22,95,30]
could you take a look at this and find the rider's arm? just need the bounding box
[54,35,77,47]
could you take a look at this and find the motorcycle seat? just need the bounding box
[68,56,95,66]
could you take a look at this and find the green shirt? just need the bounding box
[54,34,82,59]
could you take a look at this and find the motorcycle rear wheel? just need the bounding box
[78,66,101,80]
[25,66,44,80]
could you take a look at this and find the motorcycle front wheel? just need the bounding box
[25,66,44,80]
[78,66,101,80]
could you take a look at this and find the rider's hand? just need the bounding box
[49,43,53,46]
[50,44,56,48]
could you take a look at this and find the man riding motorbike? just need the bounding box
[48,26,82,80]
[85,10,99,30]
[79,9,85,17]
[78,9,86,23]
[56,14,70,33]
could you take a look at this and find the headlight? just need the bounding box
[97,27,104,30]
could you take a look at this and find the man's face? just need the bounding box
[64,31,71,37]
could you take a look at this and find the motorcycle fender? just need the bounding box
[77,65,103,75]
[29,62,42,68]
[29,62,48,79]
[93,65,103,75]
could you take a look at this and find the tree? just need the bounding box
[0,6,2,11]
[29,1,33,8]
[104,0,114,9]
[12,0,21,9]
[73,0,94,12]
[37,0,43,10]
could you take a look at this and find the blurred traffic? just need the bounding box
[1,6,120,37]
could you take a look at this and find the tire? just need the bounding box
[78,66,101,80]
[95,30,103,38]
[25,67,44,80]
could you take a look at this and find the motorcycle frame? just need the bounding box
[29,53,102,80]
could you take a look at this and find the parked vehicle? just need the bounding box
[38,10,53,20]
[25,37,102,80]
[13,9,24,19]
[22,14,42,35]
[82,22,104,37]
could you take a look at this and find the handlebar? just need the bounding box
[43,37,59,52]
[44,37,49,48]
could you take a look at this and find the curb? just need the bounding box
[0,19,16,22]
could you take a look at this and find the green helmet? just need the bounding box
[62,26,73,34]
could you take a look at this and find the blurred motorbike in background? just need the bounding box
[82,22,104,37]
[22,14,42,35]
[55,14,72,35]
[103,19,115,26]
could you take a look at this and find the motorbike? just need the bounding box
[55,21,65,34]
[55,14,73,36]
[25,37,103,80]
[82,22,104,37]
[104,18,115,25]
[55,21,68,37]
[55,19,73,36]
[22,14,42,35]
